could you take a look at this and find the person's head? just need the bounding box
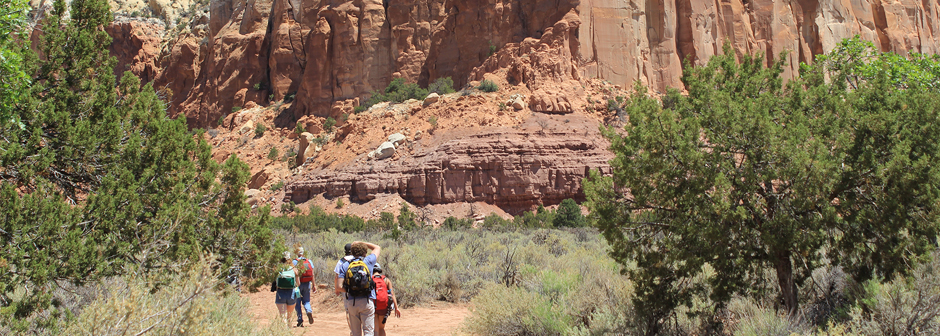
[344,243,352,256]
[373,263,383,274]
[350,242,368,258]
[296,246,305,257]
[281,251,291,263]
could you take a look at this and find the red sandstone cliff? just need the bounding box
[95,0,940,212]
[105,0,940,128]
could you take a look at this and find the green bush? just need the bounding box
[336,198,344,209]
[843,252,940,335]
[398,203,417,229]
[294,121,305,134]
[553,199,586,228]
[323,117,336,133]
[362,78,429,110]
[270,180,284,191]
[232,106,242,113]
[442,216,473,230]
[477,79,498,92]
[267,146,279,161]
[254,122,266,137]
[606,99,619,112]
[428,77,455,95]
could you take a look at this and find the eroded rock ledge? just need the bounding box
[285,129,613,211]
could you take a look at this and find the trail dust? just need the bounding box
[245,289,471,335]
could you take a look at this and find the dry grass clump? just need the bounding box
[62,262,291,336]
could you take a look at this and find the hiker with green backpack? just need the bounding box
[372,263,400,336]
[337,241,381,336]
[273,251,300,327]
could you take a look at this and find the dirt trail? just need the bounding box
[245,289,471,335]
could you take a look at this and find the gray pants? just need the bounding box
[344,297,375,336]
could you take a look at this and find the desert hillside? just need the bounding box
[61,0,940,217]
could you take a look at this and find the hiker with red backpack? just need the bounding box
[371,263,400,336]
[293,247,318,327]
[337,241,381,336]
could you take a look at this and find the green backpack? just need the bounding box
[276,268,296,289]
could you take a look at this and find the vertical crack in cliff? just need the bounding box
[925,0,937,38]
[872,0,892,52]
[675,0,694,65]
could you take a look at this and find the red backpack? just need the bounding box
[373,274,389,310]
[296,258,314,283]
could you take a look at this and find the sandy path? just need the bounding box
[245,289,471,335]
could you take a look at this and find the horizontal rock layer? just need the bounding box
[103,0,940,128]
[285,130,613,212]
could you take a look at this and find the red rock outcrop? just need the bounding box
[144,0,938,128]
[285,128,613,212]
[106,17,165,84]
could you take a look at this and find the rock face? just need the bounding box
[106,17,165,84]
[285,129,613,211]
[134,0,938,128]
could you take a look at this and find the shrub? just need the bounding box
[362,78,429,110]
[294,121,305,134]
[398,203,417,230]
[270,180,284,191]
[553,199,586,228]
[254,122,266,137]
[323,117,336,133]
[354,105,366,113]
[428,77,455,95]
[218,113,227,126]
[606,99,619,112]
[267,146,279,161]
[336,198,344,209]
[428,116,438,129]
[284,92,296,102]
[477,79,498,92]
[232,106,242,113]
[253,82,261,90]
[844,252,940,335]
[63,264,291,336]
[280,201,296,214]
[442,216,473,230]
[498,102,507,111]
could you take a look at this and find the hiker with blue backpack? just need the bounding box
[273,251,300,326]
[293,247,317,327]
[337,241,381,336]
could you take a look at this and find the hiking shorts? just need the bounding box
[275,288,296,305]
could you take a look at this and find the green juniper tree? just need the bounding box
[0,0,278,330]
[0,0,29,128]
[585,41,940,332]
[553,198,586,228]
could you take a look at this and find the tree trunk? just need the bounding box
[774,249,799,317]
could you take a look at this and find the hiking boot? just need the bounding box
[296,320,304,327]
[307,313,314,324]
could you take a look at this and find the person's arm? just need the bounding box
[354,241,381,257]
[388,279,401,318]
[334,274,344,295]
